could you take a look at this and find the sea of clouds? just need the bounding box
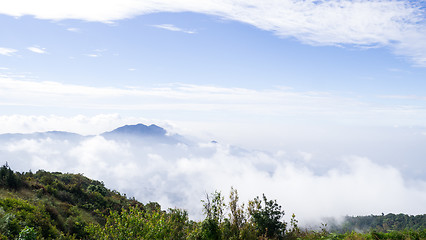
[1,120,425,226]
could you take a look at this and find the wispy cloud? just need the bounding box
[379,95,426,101]
[0,47,18,56]
[66,27,80,32]
[1,1,425,65]
[152,24,195,34]
[1,77,426,128]
[85,49,107,58]
[27,46,47,54]
[86,54,99,57]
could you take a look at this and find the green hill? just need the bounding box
[326,214,426,233]
[0,163,142,239]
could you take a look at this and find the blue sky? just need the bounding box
[0,0,426,221]
[2,8,426,124]
[2,11,426,94]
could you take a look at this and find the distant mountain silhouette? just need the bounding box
[102,124,166,137]
[0,131,83,141]
[0,124,187,145]
[101,123,186,144]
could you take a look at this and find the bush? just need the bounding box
[248,194,286,239]
[17,226,37,240]
[0,163,22,190]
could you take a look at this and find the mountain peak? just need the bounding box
[103,123,167,137]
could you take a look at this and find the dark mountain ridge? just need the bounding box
[101,123,185,144]
[102,123,166,137]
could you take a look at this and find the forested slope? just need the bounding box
[0,163,141,239]
[327,214,426,233]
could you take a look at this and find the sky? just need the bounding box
[0,0,426,224]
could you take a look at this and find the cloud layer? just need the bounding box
[1,129,425,224]
[1,77,426,129]
[1,77,426,182]
[1,0,426,65]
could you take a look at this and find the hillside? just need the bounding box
[0,163,143,239]
[327,214,426,233]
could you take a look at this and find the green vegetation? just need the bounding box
[327,214,426,233]
[0,163,139,239]
[0,164,425,239]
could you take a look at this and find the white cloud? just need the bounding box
[27,46,47,54]
[85,49,107,58]
[1,132,424,224]
[152,24,195,34]
[66,27,80,32]
[1,77,426,128]
[0,47,18,56]
[1,1,425,65]
[0,77,426,181]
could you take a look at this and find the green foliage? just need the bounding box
[0,163,143,239]
[328,213,426,233]
[86,206,192,240]
[228,187,245,234]
[0,197,58,239]
[0,163,23,190]
[202,190,226,223]
[195,189,288,240]
[225,187,257,240]
[17,226,37,240]
[0,207,18,238]
[248,194,286,239]
[285,213,301,240]
[199,218,222,240]
[145,201,162,212]
[196,191,227,240]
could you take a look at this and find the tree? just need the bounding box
[202,191,225,223]
[228,187,256,240]
[229,187,245,231]
[0,163,21,190]
[248,194,286,239]
[199,191,226,240]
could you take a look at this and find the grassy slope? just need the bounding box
[0,165,142,239]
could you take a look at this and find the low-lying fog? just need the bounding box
[1,122,425,226]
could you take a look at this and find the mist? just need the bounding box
[1,124,425,226]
